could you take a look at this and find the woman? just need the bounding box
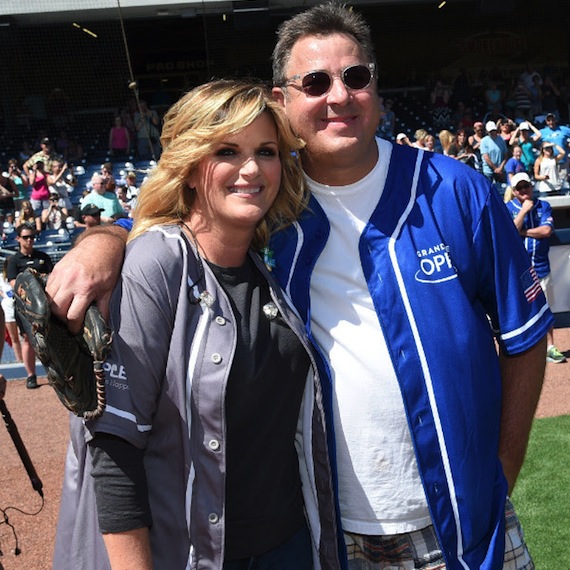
[509,121,541,172]
[497,117,514,143]
[5,158,29,203]
[54,80,340,570]
[534,142,566,193]
[108,116,131,158]
[468,121,485,153]
[505,145,526,184]
[16,200,42,232]
[28,160,51,214]
[447,129,476,168]
[41,193,68,229]
[437,129,454,156]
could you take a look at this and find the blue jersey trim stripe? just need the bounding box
[387,150,469,570]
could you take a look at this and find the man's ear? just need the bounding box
[272,87,286,108]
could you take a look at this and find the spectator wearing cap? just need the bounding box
[509,121,542,173]
[395,133,411,146]
[5,223,54,389]
[82,174,124,224]
[539,113,570,182]
[480,120,508,184]
[76,203,103,229]
[23,137,62,176]
[534,141,566,193]
[505,172,566,364]
[540,113,570,150]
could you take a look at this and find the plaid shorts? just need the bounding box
[345,498,534,569]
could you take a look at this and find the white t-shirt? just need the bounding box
[308,138,431,535]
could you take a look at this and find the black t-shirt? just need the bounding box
[6,249,53,281]
[91,255,311,560]
[208,256,310,560]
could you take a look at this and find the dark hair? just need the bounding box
[272,2,377,87]
[16,222,36,237]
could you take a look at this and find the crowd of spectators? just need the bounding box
[0,150,141,249]
[390,66,570,197]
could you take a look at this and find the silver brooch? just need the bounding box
[200,290,215,308]
[263,302,279,320]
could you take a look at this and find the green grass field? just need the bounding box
[512,414,570,569]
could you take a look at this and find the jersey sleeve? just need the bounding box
[89,230,185,448]
[473,187,554,355]
[538,200,554,228]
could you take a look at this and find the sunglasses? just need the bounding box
[516,183,532,190]
[284,63,375,98]
[20,235,35,240]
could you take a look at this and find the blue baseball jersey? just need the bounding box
[269,144,553,570]
[505,198,554,278]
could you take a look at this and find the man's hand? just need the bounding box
[46,226,128,334]
[520,199,534,215]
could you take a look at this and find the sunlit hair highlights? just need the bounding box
[130,79,307,249]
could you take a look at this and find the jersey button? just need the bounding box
[215,316,226,326]
[208,439,220,451]
[211,353,222,364]
[208,513,219,524]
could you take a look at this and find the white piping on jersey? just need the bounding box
[501,302,551,341]
[387,150,469,570]
[184,271,209,569]
[150,225,186,241]
[285,221,304,298]
[105,404,152,432]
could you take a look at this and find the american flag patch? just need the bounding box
[521,266,542,303]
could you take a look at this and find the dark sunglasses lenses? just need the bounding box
[301,65,372,97]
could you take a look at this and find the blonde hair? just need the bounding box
[130,79,307,250]
[438,129,455,154]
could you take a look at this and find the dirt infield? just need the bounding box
[0,329,568,569]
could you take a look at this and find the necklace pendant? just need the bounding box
[263,302,279,320]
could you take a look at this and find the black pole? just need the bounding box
[0,400,43,497]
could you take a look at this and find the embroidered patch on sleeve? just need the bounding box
[521,266,541,303]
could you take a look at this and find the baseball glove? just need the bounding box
[14,268,113,420]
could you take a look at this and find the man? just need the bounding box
[23,137,61,176]
[47,4,551,569]
[134,100,161,160]
[480,120,507,184]
[395,132,411,146]
[76,203,103,229]
[82,174,123,224]
[6,224,53,389]
[506,172,566,364]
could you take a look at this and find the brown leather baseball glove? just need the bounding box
[14,268,113,420]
